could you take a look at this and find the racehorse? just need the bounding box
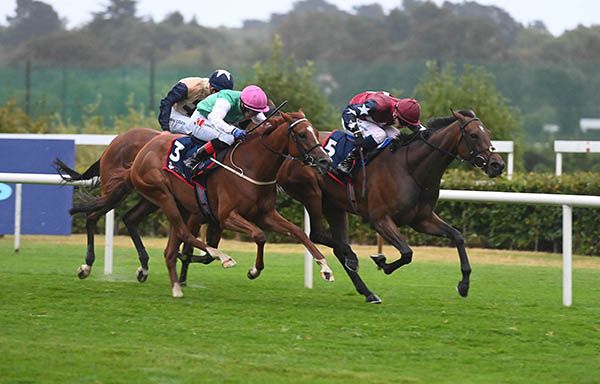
[55,128,162,282]
[127,111,335,298]
[276,110,506,303]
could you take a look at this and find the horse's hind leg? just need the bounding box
[77,204,114,279]
[165,227,184,298]
[122,198,158,283]
[259,210,334,282]
[179,219,218,286]
[370,215,414,275]
[411,213,471,297]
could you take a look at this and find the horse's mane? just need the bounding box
[425,110,476,131]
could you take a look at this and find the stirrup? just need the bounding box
[336,161,353,175]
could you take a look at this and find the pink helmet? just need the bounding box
[394,98,421,127]
[240,85,269,112]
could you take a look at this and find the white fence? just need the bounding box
[2,173,600,307]
[554,140,600,176]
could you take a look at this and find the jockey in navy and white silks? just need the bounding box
[158,69,234,132]
[187,85,270,165]
[337,91,422,175]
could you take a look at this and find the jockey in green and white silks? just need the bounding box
[187,85,270,166]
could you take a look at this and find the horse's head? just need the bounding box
[279,111,333,175]
[451,110,505,178]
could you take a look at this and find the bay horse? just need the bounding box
[128,111,335,298]
[55,128,162,281]
[276,110,506,303]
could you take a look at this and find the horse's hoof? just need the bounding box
[370,254,386,270]
[365,293,382,304]
[77,264,91,279]
[456,281,470,298]
[136,267,149,283]
[222,258,237,269]
[247,267,260,280]
[172,283,184,298]
[344,258,359,272]
[320,271,335,282]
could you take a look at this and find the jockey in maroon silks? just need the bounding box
[337,91,423,175]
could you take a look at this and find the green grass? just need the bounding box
[1,237,599,383]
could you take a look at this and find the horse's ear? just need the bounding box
[298,108,305,117]
[451,109,465,120]
[280,111,291,122]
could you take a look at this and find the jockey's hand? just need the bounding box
[232,128,247,140]
[353,132,364,147]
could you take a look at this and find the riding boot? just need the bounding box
[336,147,360,175]
[185,141,215,171]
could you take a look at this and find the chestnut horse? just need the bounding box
[128,111,335,298]
[276,110,506,303]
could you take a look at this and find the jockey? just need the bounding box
[158,69,234,132]
[336,91,422,175]
[186,85,270,166]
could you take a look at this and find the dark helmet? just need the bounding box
[209,69,234,91]
[394,98,421,128]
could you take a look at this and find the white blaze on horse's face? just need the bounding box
[479,125,485,132]
[306,124,319,142]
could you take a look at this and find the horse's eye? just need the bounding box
[298,132,307,139]
[469,133,479,139]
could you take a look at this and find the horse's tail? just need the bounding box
[53,158,101,188]
[69,167,132,216]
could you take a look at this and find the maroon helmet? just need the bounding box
[394,98,421,127]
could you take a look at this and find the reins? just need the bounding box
[208,116,323,185]
[404,116,491,186]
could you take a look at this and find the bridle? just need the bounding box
[260,117,323,167]
[417,117,493,169]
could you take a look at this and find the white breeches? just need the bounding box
[169,109,235,144]
[341,118,400,145]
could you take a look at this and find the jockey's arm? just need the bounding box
[206,98,237,134]
[158,82,188,131]
[341,105,361,135]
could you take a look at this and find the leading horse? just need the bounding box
[277,110,506,303]
[128,111,335,297]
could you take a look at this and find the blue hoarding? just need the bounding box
[0,139,75,235]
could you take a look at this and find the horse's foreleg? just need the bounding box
[259,211,334,282]
[371,215,413,275]
[122,198,158,283]
[323,204,380,303]
[411,213,471,297]
[221,211,265,279]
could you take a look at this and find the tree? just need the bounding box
[251,35,338,130]
[414,61,522,141]
[3,0,63,46]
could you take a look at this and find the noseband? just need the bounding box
[457,117,493,168]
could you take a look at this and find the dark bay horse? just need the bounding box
[55,128,162,281]
[127,111,335,298]
[276,110,506,303]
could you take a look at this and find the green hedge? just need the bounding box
[275,170,600,256]
[72,170,600,256]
